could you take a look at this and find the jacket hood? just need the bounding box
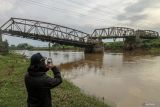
[27,67,46,77]
[30,53,46,66]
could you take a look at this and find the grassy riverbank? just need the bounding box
[0,53,110,107]
[9,43,82,51]
[104,39,160,51]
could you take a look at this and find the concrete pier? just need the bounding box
[85,43,104,53]
[124,36,141,50]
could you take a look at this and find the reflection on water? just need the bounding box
[61,54,104,80]
[17,50,160,107]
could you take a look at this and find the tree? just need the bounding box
[17,43,33,50]
[10,45,16,49]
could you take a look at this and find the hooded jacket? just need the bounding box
[25,53,62,107]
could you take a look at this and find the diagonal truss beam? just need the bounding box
[0,17,97,47]
[0,17,159,47]
[91,27,159,39]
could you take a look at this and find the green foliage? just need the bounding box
[9,45,16,50]
[141,39,160,48]
[0,54,28,107]
[10,43,80,51]
[104,41,124,49]
[51,43,78,50]
[16,43,33,50]
[0,54,110,107]
[103,39,160,50]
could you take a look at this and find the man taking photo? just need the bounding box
[25,53,62,107]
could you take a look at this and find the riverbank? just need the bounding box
[9,39,160,53]
[0,53,110,107]
[104,39,160,54]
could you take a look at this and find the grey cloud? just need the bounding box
[117,14,147,22]
[129,14,148,22]
[71,24,95,33]
[116,0,160,22]
[87,4,113,16]
[1,0,159,32]
[125,0,152,13]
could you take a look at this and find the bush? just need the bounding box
[104,42,124,49]
[142,39,160,48]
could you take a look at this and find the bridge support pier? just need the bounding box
[85,44,104,53]
[124,36,141,50]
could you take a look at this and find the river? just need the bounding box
[16,50,160,107]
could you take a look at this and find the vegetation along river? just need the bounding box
[16,50,160,107]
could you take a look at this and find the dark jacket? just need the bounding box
[25,66,62,107]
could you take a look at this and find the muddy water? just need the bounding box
[17,50,160,107]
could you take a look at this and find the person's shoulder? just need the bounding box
[24,72,30,81]
[24,72,29,77]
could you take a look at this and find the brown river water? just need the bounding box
[16,50,160,107]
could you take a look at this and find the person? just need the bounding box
[25,53,62,107]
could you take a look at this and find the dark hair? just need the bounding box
[30,53,45,65]
[28,53,49,72]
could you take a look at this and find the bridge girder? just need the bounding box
[135,30,159,39]
[0,18,159,49]
[0,18,97,47]
[91,27,159,39]
[91,27,135,39]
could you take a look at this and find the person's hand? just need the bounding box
[47,63,54,69]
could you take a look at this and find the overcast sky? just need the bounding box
[0,0,160,46]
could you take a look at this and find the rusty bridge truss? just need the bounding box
[0,18,96,47]
[0,18,159,48]
[91,27,159,39]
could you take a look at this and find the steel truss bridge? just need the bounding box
[0,18,96,47]
[91,27,159,39]
[0,18,159,48]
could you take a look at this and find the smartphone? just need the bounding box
[47,58,52,65]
